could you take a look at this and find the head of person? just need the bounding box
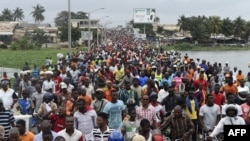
[124,81,131,90]
[22,89,29,99]
[163,82,169,91]
[132,78,139,86]
[172,105,183,118]
[239,79,245,87]
[227,77,233,85]
[187,86,196,99]
[43,93,52,104]
[150,92,158,103]
[42,131,53,141]
[84,78,90,87]
[226,93,235,104]
[41,120,52,133]
[168,86,175,96]
[140,119,151,134]
[54,136,66,141]
[76,99,86,113]
[71,89,79,100]
[65,116,74,131]
[214,84,221,94]
[95,89,104,100]
[9,127,20,141]
[206,94,214,106]
[16,119,26,135]
[80,88,87,96]
[1,82,8,91]
[126,98,136,109]
[225,104,238,117]
[106,80,112,88]
[96,112,109,128]
[128,107,136,120]
[58,106,66,117]
[111,89,119,103]
[132,134,146,141]
[141,94,150,107]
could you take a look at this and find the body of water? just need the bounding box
[179,50,250,76]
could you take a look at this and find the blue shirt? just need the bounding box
[18,98,33,115]
[103,100,125,129]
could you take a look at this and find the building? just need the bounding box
[0,22,18,44]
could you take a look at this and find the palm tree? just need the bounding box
[177,15,189,36]
[221,17,233,37]
[1,8,13,21]
[13,7,24,21]
[30,4,45,23]
[233,16,246,39]
[208,16,221,39]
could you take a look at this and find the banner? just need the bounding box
[133,8,156,24]
[81,31,93,40]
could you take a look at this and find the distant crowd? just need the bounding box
[0,28,249,141]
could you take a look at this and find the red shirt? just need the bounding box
[50,114,66,132]
[212,92,225,108]
[52,76,62,92]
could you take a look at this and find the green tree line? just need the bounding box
[177,15,250,43]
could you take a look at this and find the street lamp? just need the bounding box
[68,0,72,56]
[88,8,105,51]
[97,16,109,47]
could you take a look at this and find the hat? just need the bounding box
[45,71,53,75]
[44,92,52,98]
[225,61,229,64]
[150,91,157,97]
[201,68,205,71]
[132,134,146,141]
[60,82,67,89]
[96,88,104,92]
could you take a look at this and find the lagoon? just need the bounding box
[179,50,250,75]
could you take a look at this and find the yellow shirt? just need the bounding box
[185,100,197,119]
[114,68,124,81]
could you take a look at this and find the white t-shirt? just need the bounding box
[199,104,221,130]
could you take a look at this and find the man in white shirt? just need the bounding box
[0,82,18,110]
[81,78,95,98]
[208,104,245,140]
[58,116,84,141]
[157,82,169,103]
[42,72,56,94]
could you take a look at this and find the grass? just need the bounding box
[1,44,250,69]
[0,47,79,69]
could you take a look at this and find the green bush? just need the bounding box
[10,36,35,50]
[174,43,193,51]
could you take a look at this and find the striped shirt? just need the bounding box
[91,126,115,141]
[0,110,15,138]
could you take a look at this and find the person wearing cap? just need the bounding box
[42,72,56,94]
[208,104,245,141]
[37,93,58,120]
[221,93,243,117]
[132,134,146,141]
[0,98,15,139]
[223,61,230,73]
[91,89,108,113]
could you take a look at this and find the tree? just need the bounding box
[13,7,24,21]
[31,29,48,48]
[1,8,13,21]
[30,4,45,23]
[221,17,234,37]
[177,15,189,35]
[207,16,221,39]
[59,26,81,42]
[233,16,246,39]
[54,11,88,27]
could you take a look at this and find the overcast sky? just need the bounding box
[1,0,250,27]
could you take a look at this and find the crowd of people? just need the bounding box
[0,28,250,141]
